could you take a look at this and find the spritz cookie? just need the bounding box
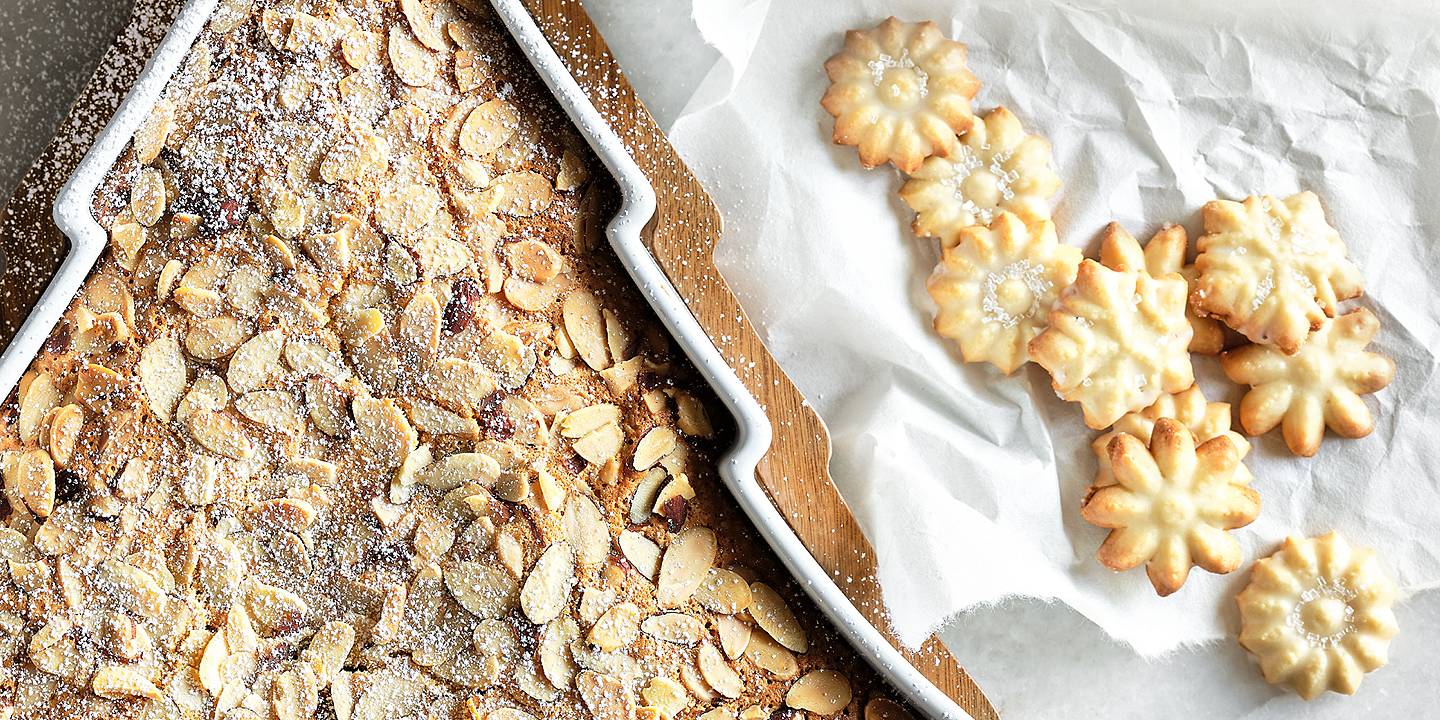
[1100,222,1226,354]
[822,17,981,173]
[927,211,1082,374]
[1220,308,1394,457]
[1237,532,1399,700]
[1089,384,1250,492]
[1028,260,1194,429]
[1081,418,1260,596]
[899,106,1060,244]
[1194,192,1364,355]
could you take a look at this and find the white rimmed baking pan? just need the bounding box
[33,1,975,718]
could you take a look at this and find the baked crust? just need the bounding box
[1080,419,1260,596]
[1236,532,1398,700]
[899,107,1060,243]
[1028,259,1194,429]
[1220,308,1394,457]
[926,212,1081,375]
[821,17,981,173]
[1193,192,1363,355]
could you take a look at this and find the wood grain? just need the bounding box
[0,1,997,717]
[519,2,997,718]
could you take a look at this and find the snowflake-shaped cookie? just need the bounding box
[1237,532,1398,700]
[1194,192,1364,355]
[1090,384,1251,492]
[1081,418,1261,596]
[1029,259,1194,429]
[1100,222,1226,355]
[821,17,981,173]
[1220,308,1393,457]
[899,106,1060,243]
[927,211,1082,374]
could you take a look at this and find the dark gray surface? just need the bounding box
[0,0,133,202]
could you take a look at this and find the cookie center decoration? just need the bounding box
[1288,579,1358,648]
[868,49,929,107]
[982,260,1048,327]
[941,144,1020,224]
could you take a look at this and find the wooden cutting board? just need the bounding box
[0,1,998,718]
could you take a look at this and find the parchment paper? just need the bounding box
[668,0,1440,657]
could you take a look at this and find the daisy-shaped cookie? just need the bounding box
[899,106,1060,243]
[1028,260,1194,429]
[1194,192,1364,354]
[1220,308,1393,457]
[927,211,1082,374]
[1081,418,1261,596]
[1100,222,1226,354]
[1237,532,1399,700]
[1090,384,1251,492]
[821,17,981,173]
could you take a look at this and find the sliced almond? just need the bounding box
[748,582,808,653]
[454,50,488,93]
[785,670,853,715]
[17,371,60,443]
[400,0,449,50]
[865,698,915,720]
[185,317,251,361]
[696,569,752,615]
[131,167,167,226]
[341,30,381,68]
[446,561,518,619]
[398,288,443,363]
[563,290,609,371]
[235,390,303,432]
[559,404,621,438]
[352,396,418,470]
[227,329,284,394]
[92,665,162,701]
[632,427,677,471]
[424,358,498,416]
[5,449,56,518]
[657,527,716,609]
[745,630,798,679]
[46,404,84,469]
[640,676,690,718]
[249,582,309,634]
[72,362,126,414]
[209,0,253,34]
[539,616,579,690]
[716,614,751,660]
[571,423,622,466]
[556,149,590,192]
[629,468,667,525]
[197,630,228,694]
[698,642,744,699]
[562,495,610,566]
[187,410,253,460]
[577,671,635,720]
[371,582,407,644]
[247,498,318,533]
[503,275,561,312]
[133,100,175,165]
[305,376,349,437]
[673,390,715,438]
[587,603,640,652]
[459,99,517,157]
[419,452,500,491]
[388,25,438,87]
[520,541,575,624]
[492,171,554,217]
[618,531,660,582]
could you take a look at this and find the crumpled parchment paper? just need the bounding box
[667,0,1440,656]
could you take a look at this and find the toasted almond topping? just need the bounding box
[447,561,518,619]
[305,376,349,437]
[460,99,518,157]
[388,25,438,87]
[197,630,228,694]
[187,410,253,460]
[209,0,253,34]
[744,630,798,679]
[420,452,501,491]
[17,371,59,443]
[540,616,580,690]
[556,149,590,192]
[46,404,84,469]
[865,698,916,720]
[563,290,610,370]
[716,614,752,660]
[698,642,745,699]
[578,671,635,720]
[371,582,407,643]
[618,531,661,581]
[400,0,449,50]
[785,670,853,715]
[673,390,715,438]
[640,676,690,718]
[588,603,641,652]
[249,581,309,634]
[521,542,575,624]
[92,665,162,701]
[227,329,285,394]
[248,498,318,533]
[4,449,56,518]
[455,50,489,93]
[185,316,252,360]
[559,404,621,438]
[641,612,707,647]
[657,527,716,609]
[74,362,128,412]
[749,582,808,653]
[493,171,554,217]
[696,568,752,615]
[132,167,167,226]
[633,427,678,471]
[352,396,418,470]
[133,100,175,165]
[303,621,356,682]
[562,495,610,566]
[341,30,381,68]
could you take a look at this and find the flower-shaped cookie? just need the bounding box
[821,17,981,173]
[927,211,1082,374]
[1220,308,1393,457]
[1028,260,1194,429]
[1081,418,1260,596]
[1100,222,1226,355]
[1194,192,1364,355]
[1090,384,1251,492]
[899,107,1060,243]
[1237,532,1399,700]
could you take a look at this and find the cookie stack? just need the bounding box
[821,17,1400,700]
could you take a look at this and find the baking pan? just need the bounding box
[36,1,976,718]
